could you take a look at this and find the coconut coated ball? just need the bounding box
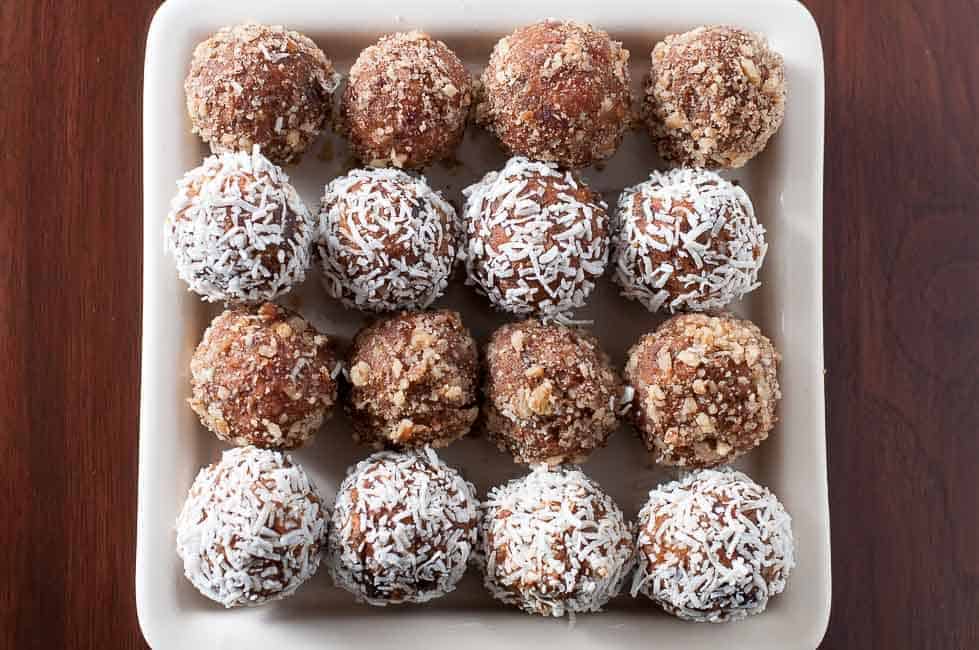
[477,465,634,617]
[612,167,767,313]
[632,468,795,622]
[176,446,327,607]
[477,20,632,168]
[483,319,622,465]
[316,168,458,312]
[643,25,785,168]
[185,22,339,164]
[461,157,610,322]
[624,313,780,468]
[164,148,314,303]
[341,31,473,168]
[346,310,479,449]
[189,303,339,449]
[326,449,479,605]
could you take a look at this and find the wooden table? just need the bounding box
[2,1,976,647]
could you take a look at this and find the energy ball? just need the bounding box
[327,449,479,605]
[346,310,479,449]
[632,468,795,622]
[317,168,457,312]
[643,25,786,168]
[164,148,313,303]
[484,320,622,465]
[341,31,473,168]
[477,20,632,168]
[176,446,327,607]
[477,465,634,617]
[612,167,767,313]
[185,22,339,164]
[189,303,339,449]
[461,157,610,322]
[624,313,780,468]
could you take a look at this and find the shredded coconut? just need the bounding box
[175,446,327,608]
[461,157,609,324]
[612,167,766,313]
[317,168,457,312]
[164,147,313,303]
[632,468,795,622]
[477,465,634,617]
[326,448,479,605]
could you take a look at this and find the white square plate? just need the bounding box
[138,0,829,648]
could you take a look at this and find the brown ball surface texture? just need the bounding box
[316,168,458,312]
[477,465,635,617]
[164,149,314,304]
[632,468,795,622]
[483,319,622,465]
[624,312,780,468]
[477,19,632,168]
[346,310,479,449]
[643,25,785,168]
[176,446,327,608]
[461,157,610,323]
[612,167,767,313]
[341,31,473,169]
[326,449,479,605]
[185,22,339,164]
[189,303,339,449]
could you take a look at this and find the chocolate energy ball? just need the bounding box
[341,31,473,169]
[189,303,339,449]
[477,465,635,617]
[176,446,327,607]
[461,157,610,322]
[317,168,457,312]
[612,167,767,313]
[484,320,622,465]
[346,310,479,449]
[477,20,632,168]
[624,313,780,468]
[632,468,795,622]
[164,148,313,303]
[185,22,339,164]
[643,25,786,168]
[327,449,479,605]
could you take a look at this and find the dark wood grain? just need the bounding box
[0,1,976,648]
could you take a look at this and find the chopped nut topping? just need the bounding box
[524,365,545,379]
[350,361,371,387]
[677,349,701,367]
[682,397,699,415]
[624,312,779,468]
[392,419,414,442]
[739,57,761,85]
[411,327,435,349]
[528,382,554,416]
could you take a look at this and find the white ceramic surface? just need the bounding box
[138,0,829,648]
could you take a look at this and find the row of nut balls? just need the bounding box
[171,19,783,321]
[169,19,794,624]
[176,305,790,622]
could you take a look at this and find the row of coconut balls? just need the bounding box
[185,21,785,170]
[177,446,795,622]
[165,150,767,324]
[188,305,780,469]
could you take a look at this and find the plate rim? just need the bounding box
[137,0,830,647]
